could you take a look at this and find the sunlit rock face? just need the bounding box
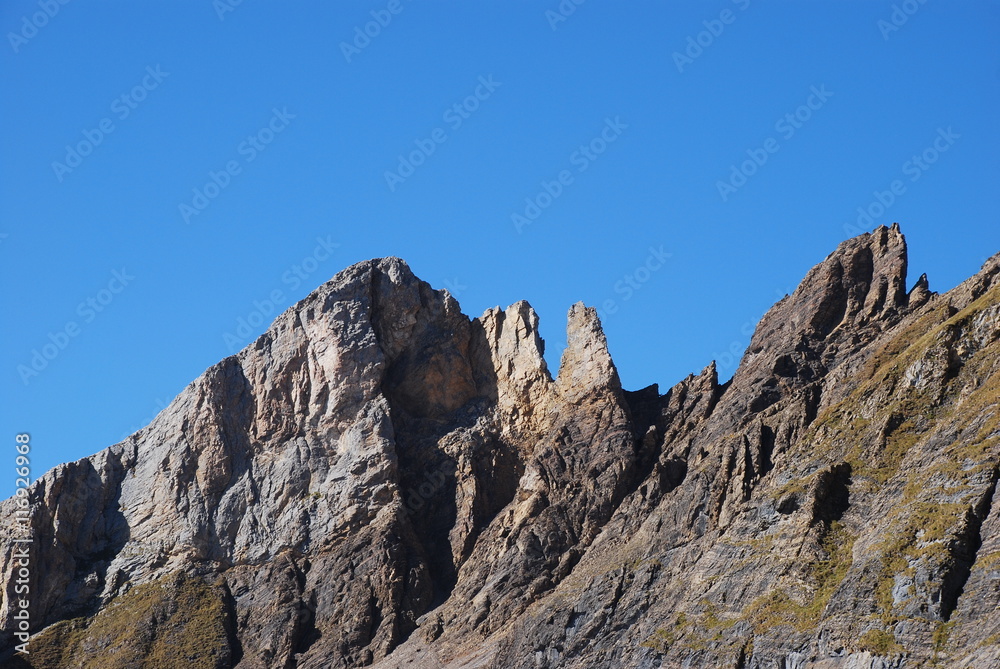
[4,226,1000,669]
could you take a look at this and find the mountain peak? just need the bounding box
[556,302,622,401]
[5,230,1000,668]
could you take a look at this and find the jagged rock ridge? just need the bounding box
[2,224,999,668]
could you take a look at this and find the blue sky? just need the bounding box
[2,1,998,497]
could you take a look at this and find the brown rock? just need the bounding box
[3,228,1000,669]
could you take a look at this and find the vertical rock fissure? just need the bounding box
[221,579,245,665]
[941,463,1000,622]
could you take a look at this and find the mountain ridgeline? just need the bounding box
[3,224,1000,668]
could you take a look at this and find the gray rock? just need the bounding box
[3,229,1000,668]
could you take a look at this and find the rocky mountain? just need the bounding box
[3,224,1000,668]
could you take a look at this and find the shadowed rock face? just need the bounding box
[3,225,1000,669]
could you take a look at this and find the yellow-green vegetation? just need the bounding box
[779,285,1000,630]
[674,624,721,653]
[700,598,738,632]
[858,628,904,655]
[865,408,923,484]
[874,565,904,625]
[26,572,230,669]
[655,631,751,661]
[745,521,856,633]
[945,357,1000,467]
[865,283,999,388]
[19,617,89,668]
[801,284,1000,481]
[625,283,998,658]
[974,550,1000,571]
[978,631,1000,649]
[872,497,969,623]
[802,297,953,447]
[859,300,957,385]
[932,620,955,663]
[639,600,744,656]
[866,352,1000,624]
[769,474,812,502]
[640,612,687,652]
[625,556,662,571]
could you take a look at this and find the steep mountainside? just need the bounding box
[2,224,999,668]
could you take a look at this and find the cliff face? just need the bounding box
[3,224,999,668]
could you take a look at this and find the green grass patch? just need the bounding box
[26,572,230,669]
[858,628,904,655]
[744,521,855,633]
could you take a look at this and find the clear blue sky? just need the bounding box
[2,1,998,498]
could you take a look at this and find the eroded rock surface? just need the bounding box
[3,225,999,668]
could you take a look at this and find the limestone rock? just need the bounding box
[3,228,1000,668]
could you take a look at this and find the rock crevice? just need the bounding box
[3,226,1000,669]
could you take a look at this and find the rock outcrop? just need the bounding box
[2,224,999,668]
